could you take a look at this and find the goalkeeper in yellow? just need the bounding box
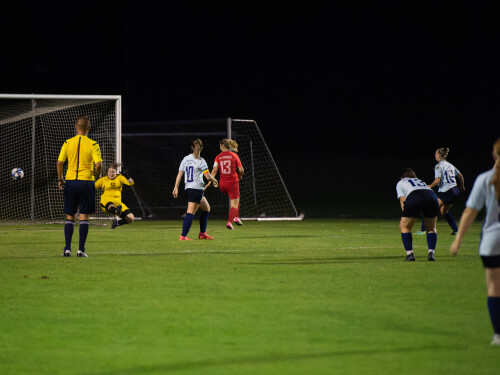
[96,162,135,229]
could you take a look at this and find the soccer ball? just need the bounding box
[11,168,24,180]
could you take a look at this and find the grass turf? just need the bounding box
[0,218,498,375]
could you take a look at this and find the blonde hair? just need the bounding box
[75,116,91,132]
[437,147,449,160]
[220,139,238,153]
[492,138,500,199]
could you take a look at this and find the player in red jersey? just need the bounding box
[211,139,244,230]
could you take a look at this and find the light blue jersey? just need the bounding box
[435,160,460,192]
[179,154,209,191]
[466,169,500,256]
[396,178,433,199]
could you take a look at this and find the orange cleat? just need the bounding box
[198,232,214,240]
[179,235,192,241]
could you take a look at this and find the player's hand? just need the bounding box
[172,187,178,198]
[213,180,218,188]
[128,178,134,184]
[58,180,65,190]
[450,239,460,256]
[460,186,465,192]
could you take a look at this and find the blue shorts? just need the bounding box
[437,186,460,205]
[64,180,96,215]
[481,255,500,268]
[402,190,439,218]
[185,188,204,204]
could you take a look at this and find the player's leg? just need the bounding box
[62,181,79,257]
[226,183,240,230]
[234,198,243,226]
[180,189,202,240]
[438,192,458,234]
[111,203,134,229]
[484,262,500,345]
[441,203,458,234]
[198,197,213,239]
[400,217,416,261]
[76,181,95,257]
[423,217,437,261]
[103,201,118,215]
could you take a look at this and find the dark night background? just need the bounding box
[1,1,499,217]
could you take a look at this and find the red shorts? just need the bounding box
[219,181,240,199]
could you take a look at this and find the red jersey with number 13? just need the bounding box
[214,151,242,183]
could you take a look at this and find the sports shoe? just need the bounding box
[116,205,123,216]
[491,334,500,346]
[111,219,118,229]
[405,253,415,261]
[62,249,71,257]
[415,231,426,235]
[234,217,243,226]
[451,231,457,236]
[428,252,435,261]
[226,222,234,230]
[198,232,214,240]
[179,235,192,241]
[77,250,88,257]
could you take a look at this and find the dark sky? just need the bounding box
[2,1,499,162]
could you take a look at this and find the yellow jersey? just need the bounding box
[95,175,134,200]
[58,135,102,181]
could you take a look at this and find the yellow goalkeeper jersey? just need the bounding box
[58,135,102,180]
[95,175,134,200]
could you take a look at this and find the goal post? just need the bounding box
[121,118,302,221]
[0,94,121,223]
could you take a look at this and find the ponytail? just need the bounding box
[492,138,500,199]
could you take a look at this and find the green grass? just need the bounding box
[0,218,498,375]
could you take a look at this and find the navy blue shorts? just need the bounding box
[185,188,204,204]
[402,190,439,218]
[64,180,96,215]
[481,255,500,268]
[437,186,460,205]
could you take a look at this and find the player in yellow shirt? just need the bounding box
[95,162,135,229]
[57,116,102,257]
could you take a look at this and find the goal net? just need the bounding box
[121,118,300,220]
[0,94,121,223]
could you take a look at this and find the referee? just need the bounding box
[57,116,102,257]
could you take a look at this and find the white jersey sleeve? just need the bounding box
[466,169,500,256]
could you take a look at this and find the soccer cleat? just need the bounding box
[179,235,192,241]
[77,250,88,257]
[491,334,500,346]
[198,232,214,240]
[62,249,71,257]
[415,231,426,235]
[111,219,119,229]
[234,217,243,226]
[116,205,123,216]
[405,253,416,261]
[451,231,457,235]
[226,222,234,230]
[428,252,435,261]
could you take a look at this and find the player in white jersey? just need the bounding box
[418,148,465,235]
[173,139,218,240]
[396,168,440,261]
[450,138,500,346]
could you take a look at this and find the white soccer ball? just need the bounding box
[11,168,24,180]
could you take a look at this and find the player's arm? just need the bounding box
[456,173,465,191]
[203,170,218,189]
[211,164,219,178]
[120,175,134,186]
[94,161,102,180]
[427,177,440,189]
[399,196,406,211]
[172,170,184,198]
[237,166,244,180]
[57,160,65,190]
[450,207,478,256]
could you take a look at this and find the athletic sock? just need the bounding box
[200,211,209,233]
[420,218,425,232]
[488,297,500,334]
[118,218,128,226]
[108,206,117,215]
[228,208,238,224]
[237,202,240,218]
[79,220,89,251]
[401,233,412,252]
[443,213,458,232]
[182,213,194,237]
[426,232,437,252]
[64,220,74,250]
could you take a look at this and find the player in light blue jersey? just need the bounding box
[417,148,465,235]
[450,138,500,346]
[396,168,440,261]
[173,139,218,240]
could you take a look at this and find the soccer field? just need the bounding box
[0,219,498,375]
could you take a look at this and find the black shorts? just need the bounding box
[185,188,204,204]
[64,180,96,215]
[402,190,439,218]
[437,186,460,205]
[481,255,500,268]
